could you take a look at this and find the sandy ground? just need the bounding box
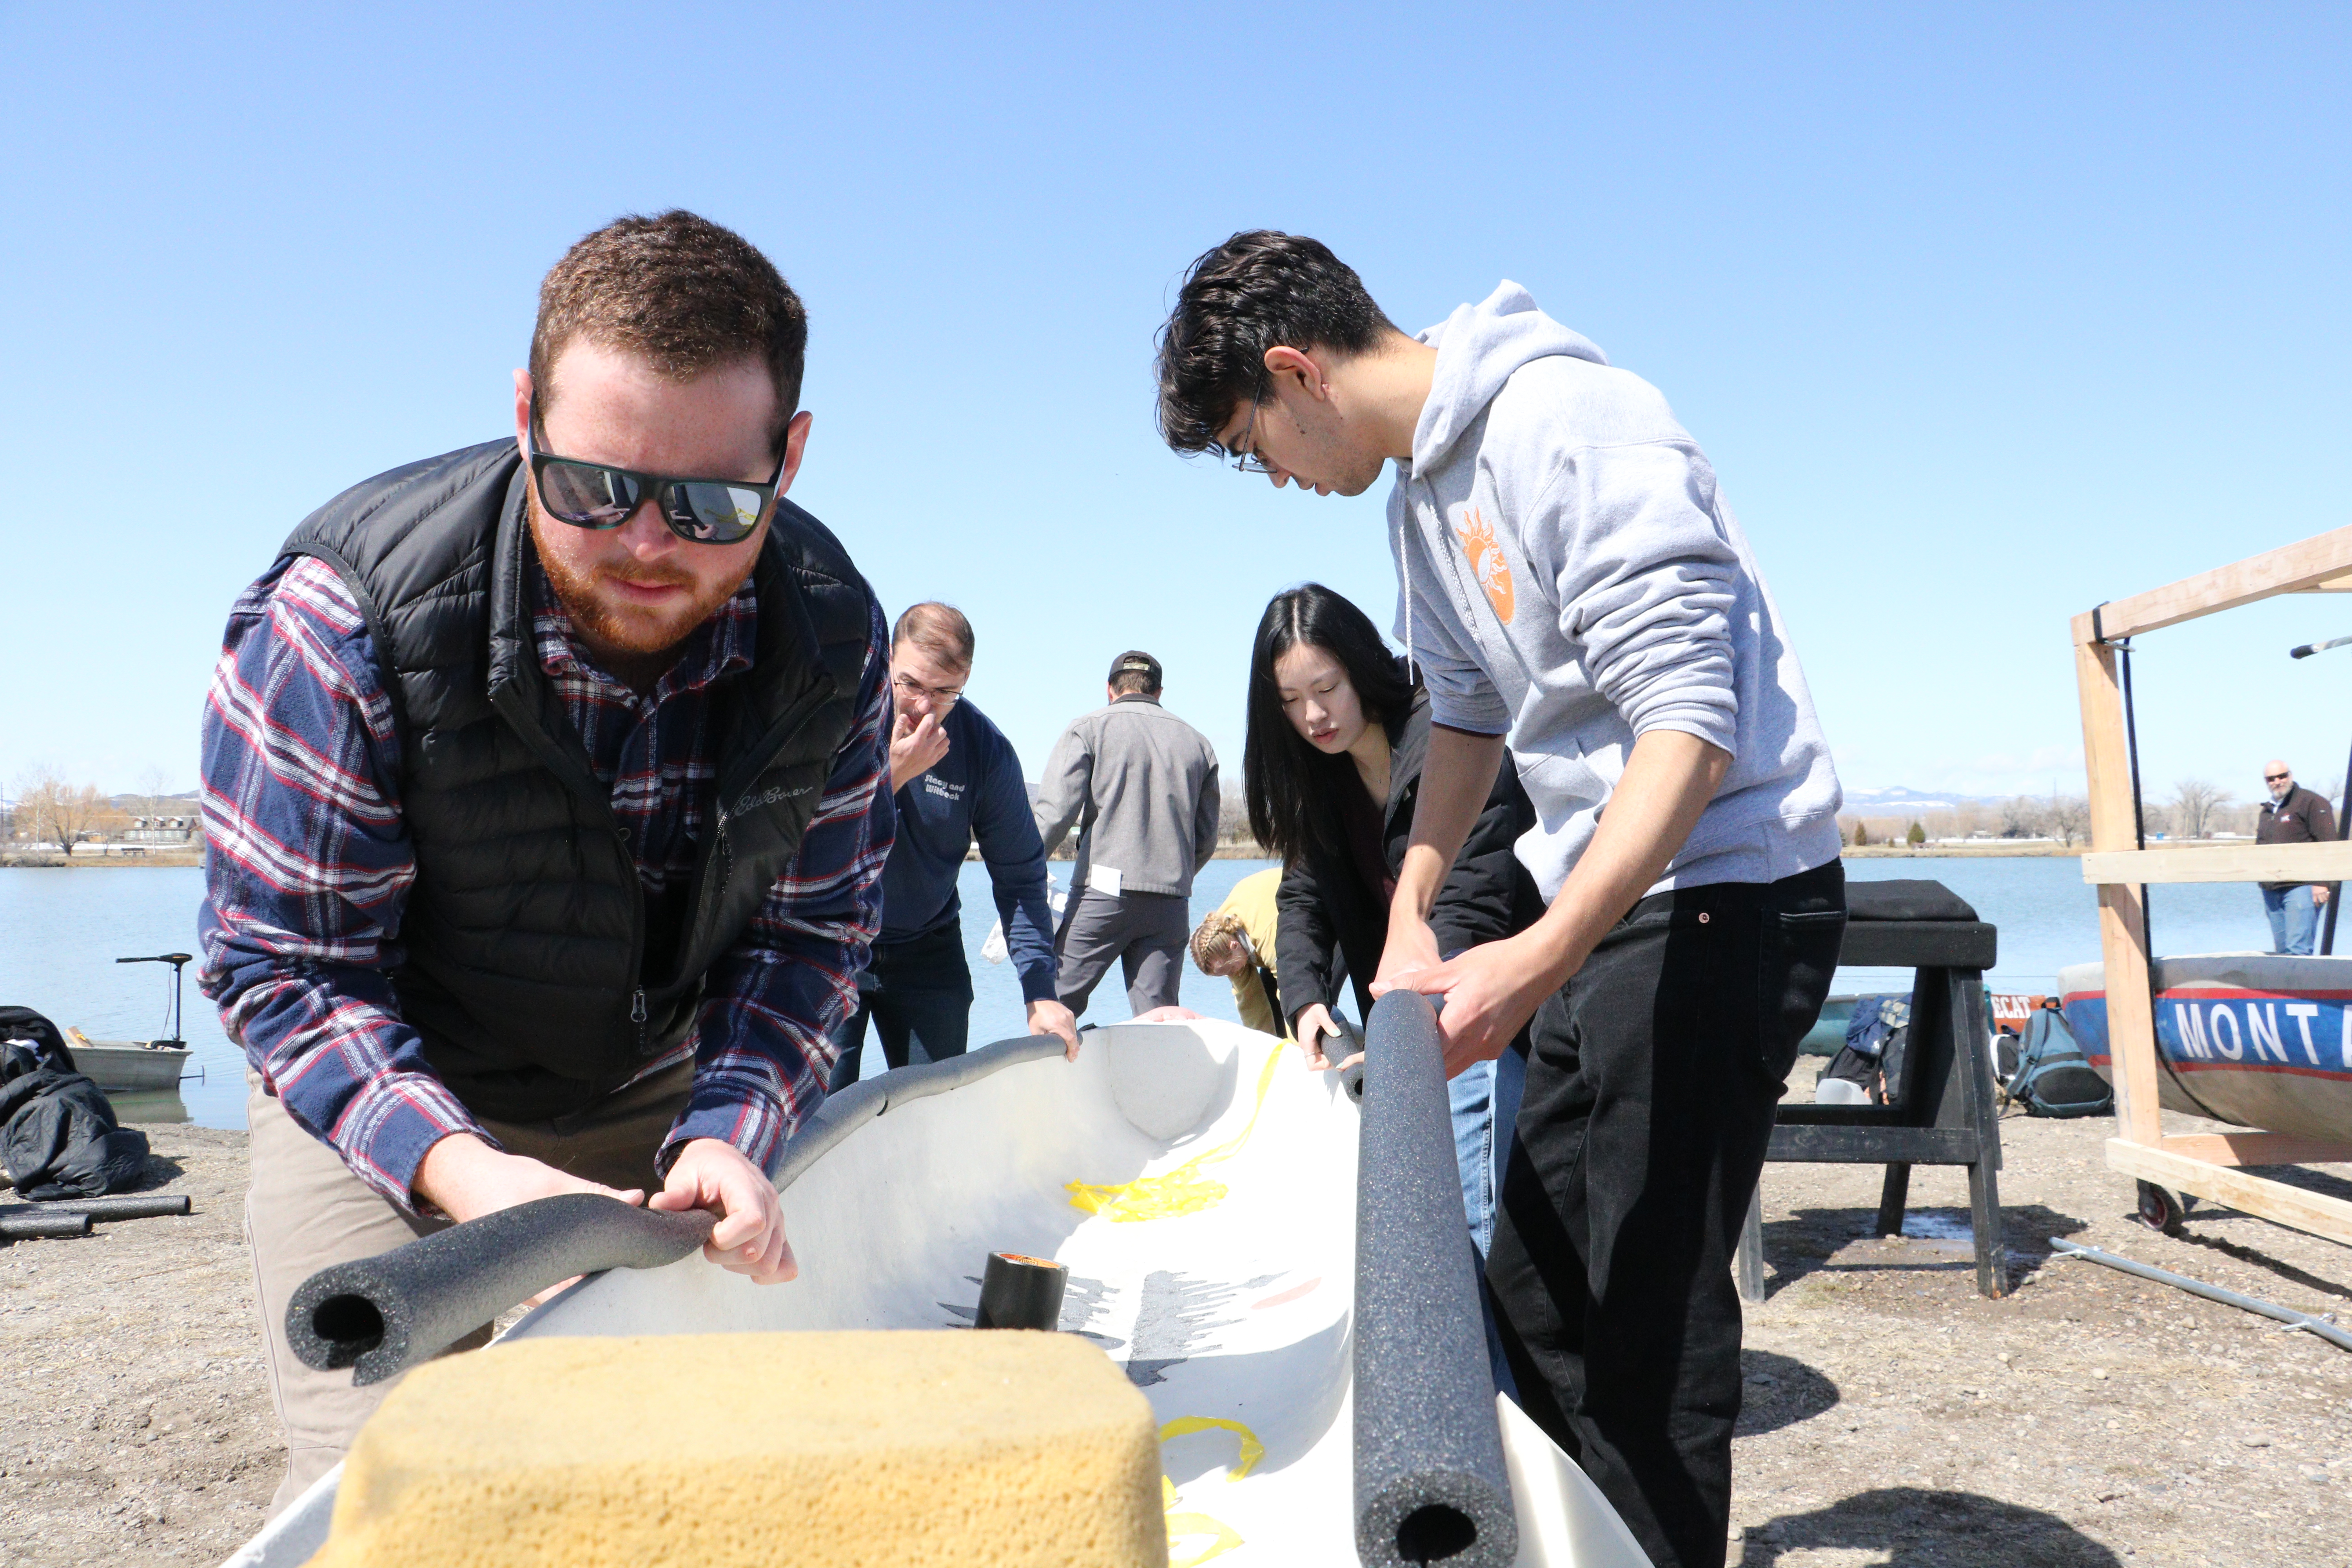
[5,1071,2350,1568]
[1,1127,274,1567]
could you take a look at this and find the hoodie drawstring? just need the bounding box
[1397,505,1420,686]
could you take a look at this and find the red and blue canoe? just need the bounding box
[2058,955,2352,1140]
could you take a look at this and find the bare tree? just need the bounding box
[13,768,102,852]
[1999,795,2046,839]
[137,764,173,823]
[1217,792,1264,852]
[2043,793,2091,848]
[2167,778,2233,841]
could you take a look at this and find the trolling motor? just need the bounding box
[115,953,191,1049]
[2285,639,2352,954]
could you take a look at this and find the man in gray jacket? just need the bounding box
[1154,232,1845,1568]
[1033,651,1222,1017]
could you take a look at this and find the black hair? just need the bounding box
[1244,583,1417,866]
[1154,231,1397,457]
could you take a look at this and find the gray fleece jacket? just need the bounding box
[1389,282,1843,901]
[1032,694,1222,900]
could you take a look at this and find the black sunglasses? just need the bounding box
[526,397,784,545]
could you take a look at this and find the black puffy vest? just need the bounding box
[280,439,876,1122]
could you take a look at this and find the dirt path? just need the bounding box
[1733,1063,2352,1566]
[1,1127,274,1567]
[5,1075,2350,1567]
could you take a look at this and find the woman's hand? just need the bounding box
[1292,1003,1341,1069]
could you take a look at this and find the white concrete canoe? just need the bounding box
[224,1020,1649,1568]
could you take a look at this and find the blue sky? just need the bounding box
[2,4,2347,813]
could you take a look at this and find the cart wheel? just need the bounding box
[2135,1180,2188,1236]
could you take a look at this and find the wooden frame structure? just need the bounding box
[2074,524,2352,1246]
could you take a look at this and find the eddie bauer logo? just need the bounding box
[1455,507,1515,624]
[733,782,816,813]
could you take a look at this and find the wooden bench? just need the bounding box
[1735,878,2009,1301]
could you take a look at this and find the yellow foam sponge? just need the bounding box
[311,1330,1167,1567]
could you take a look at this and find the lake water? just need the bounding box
[0,855,2284,1132]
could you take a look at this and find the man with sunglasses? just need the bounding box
[199,211,895,1510]
[2256,760,2336,954]
[826,602,1077,1087]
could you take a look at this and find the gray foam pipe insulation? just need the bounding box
[287,1194,715,1385]
[1354,991,1518,1568]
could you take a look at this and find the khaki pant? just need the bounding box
[244,1063,690,1514]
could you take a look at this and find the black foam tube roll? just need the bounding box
[1,1210,93,1240]
[28,1194,192,1220]
[1354,992,1517,1568]
[287,1194,716,1386]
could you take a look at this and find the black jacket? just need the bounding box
[1274,695,1542,1028]
[2257,783,2339,891]
[280,440,880,1122]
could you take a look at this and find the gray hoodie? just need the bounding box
[1388,283,1843,901]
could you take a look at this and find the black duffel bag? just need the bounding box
[2,1009,150,1200]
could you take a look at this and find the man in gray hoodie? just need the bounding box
[1154,232,1846,1568]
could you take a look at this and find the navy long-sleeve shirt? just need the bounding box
[880,698,1057,1003]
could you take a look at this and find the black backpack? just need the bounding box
[1821,994,1911,1105]
[2000,1003,2113,1118]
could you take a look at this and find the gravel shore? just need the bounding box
[2,1126,274,1566]
[5,1067,2349,1567]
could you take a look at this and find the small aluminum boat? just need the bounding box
[63,1029,192,1093]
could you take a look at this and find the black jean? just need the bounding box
[1485,860,1845,1568]
[825,924,975,1091]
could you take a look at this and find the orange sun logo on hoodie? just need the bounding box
[1454,508,1515,624]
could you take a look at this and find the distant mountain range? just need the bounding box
[1840,786,2006,815]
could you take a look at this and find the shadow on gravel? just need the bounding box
[1737,1488,2120,1566]
[1734,1349,1838,1436]
[132,1154,187,1189]
[1757,1203,2090,1296]
[2167,1225,2352,1303]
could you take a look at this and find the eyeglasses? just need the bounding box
[1228,399,1277,477]
[2265,772,2291,782]
[527,397,783,545]
[892,672,964,710]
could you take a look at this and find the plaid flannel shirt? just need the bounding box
[199,551,893,1211]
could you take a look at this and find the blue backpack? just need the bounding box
[2001,1004,2113,1118]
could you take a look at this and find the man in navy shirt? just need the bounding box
[829,603,1076,1086]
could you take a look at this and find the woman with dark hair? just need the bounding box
[1247,583,1540,1258]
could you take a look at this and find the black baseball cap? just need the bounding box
[1108,650,1163,688]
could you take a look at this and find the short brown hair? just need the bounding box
[892,602,975,670]
[1108,650,1162,697]
[531,211,808,456]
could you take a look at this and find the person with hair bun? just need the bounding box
[1245,583,1540,1256]
[1188,867,1287,1040]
